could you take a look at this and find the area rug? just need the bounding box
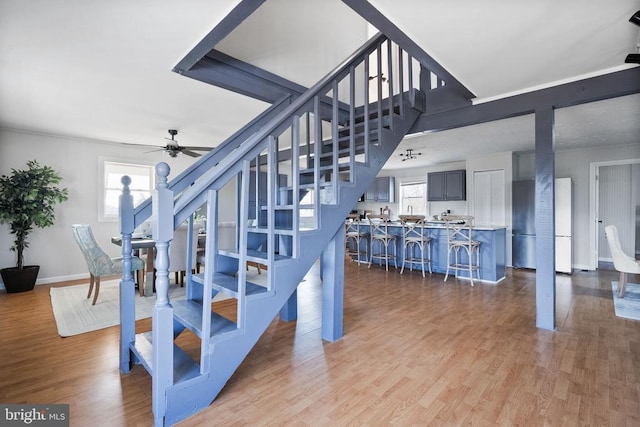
[50,277,237,337]
[611,281,640,321]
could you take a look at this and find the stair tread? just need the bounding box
[248,225,314,234]
[299,163,352,175]
[172,299,238,340]
[219,248,291,263]
[289,182,334,190]
[130,332,200,385]
[192,272,269,297]
[249,226,296,235]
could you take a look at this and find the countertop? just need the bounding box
[353,220,506,231]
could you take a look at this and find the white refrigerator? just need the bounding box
[554,178,572,274]
[512,178,572,273]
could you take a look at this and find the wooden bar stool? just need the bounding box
[367,214,397,271]
[345,214,368,265]
[444,215,481,286]
[398,215,432,277]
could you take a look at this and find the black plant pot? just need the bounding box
[0,265,40,293]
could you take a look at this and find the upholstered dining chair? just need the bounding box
[71,224,145,305]
[168,222,200,286]
[605,225,640,298]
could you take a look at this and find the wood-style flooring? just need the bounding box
[0,262,639,426]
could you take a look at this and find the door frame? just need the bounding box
[589,158,640,270]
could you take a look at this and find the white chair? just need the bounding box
[605,225,640,298]
[345,214,368,265]
[368,214,397,271]
[399,215,432,277]
[444,215,481,286]
[169,223,199,286]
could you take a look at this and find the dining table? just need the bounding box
[111,235,156,297]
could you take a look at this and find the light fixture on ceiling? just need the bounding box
[399,148,422,161]
[626,10,640,63]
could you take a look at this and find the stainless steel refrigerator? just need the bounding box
[512,178,572,273]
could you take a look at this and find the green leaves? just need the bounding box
[0,160,68,269]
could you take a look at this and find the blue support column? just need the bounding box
[321,224,345,342]
[279,289,298,322]
[535,107,556,330]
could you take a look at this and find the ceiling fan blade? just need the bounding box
[144,147,166,154]
[180,149,202,157]
[183,146,213,152]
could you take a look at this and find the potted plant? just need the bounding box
[0,160,68,293]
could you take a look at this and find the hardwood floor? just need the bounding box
[1,263,638,426]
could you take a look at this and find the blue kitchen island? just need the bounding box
[348,221,507,283]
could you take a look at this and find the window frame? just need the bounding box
[99,158,155,222]
[398,178,427,217]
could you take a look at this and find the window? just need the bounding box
[101,161,154,221]
[399,181,427,216]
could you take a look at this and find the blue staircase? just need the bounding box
[118,34,441,426]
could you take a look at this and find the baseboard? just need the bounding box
[0,273,89,290]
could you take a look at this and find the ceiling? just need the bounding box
[1,0,638,169]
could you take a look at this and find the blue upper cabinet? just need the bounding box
[427,170,466,201]
[365,177,395,203]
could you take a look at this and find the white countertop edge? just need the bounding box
[349,221,507,231]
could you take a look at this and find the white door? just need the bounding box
[598,164,636,261]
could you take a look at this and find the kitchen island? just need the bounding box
[348,221,506,283]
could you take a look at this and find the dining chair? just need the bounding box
[71,224,145,305]
[605,225,640,298]
[168,222,200,286]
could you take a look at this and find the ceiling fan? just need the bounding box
[145,129,213,158]
[399,148,422,161]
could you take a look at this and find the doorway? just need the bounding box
[589,159,640,269]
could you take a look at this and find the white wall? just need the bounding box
[514,143,640,270]
[0,128,210,287]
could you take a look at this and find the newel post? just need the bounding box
[119,175,136,373]
[151,162,174,423]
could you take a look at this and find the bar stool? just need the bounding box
[398,215,432,277]
[368,214,397,271]
[345,214,368,265]
[444,215,481,286]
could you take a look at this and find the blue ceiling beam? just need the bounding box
[181,49,308,104]
[173,0,267,74]
[410,67,640,133]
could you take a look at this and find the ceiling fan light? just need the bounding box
[625,53,640,63]
[630,10,640,26]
